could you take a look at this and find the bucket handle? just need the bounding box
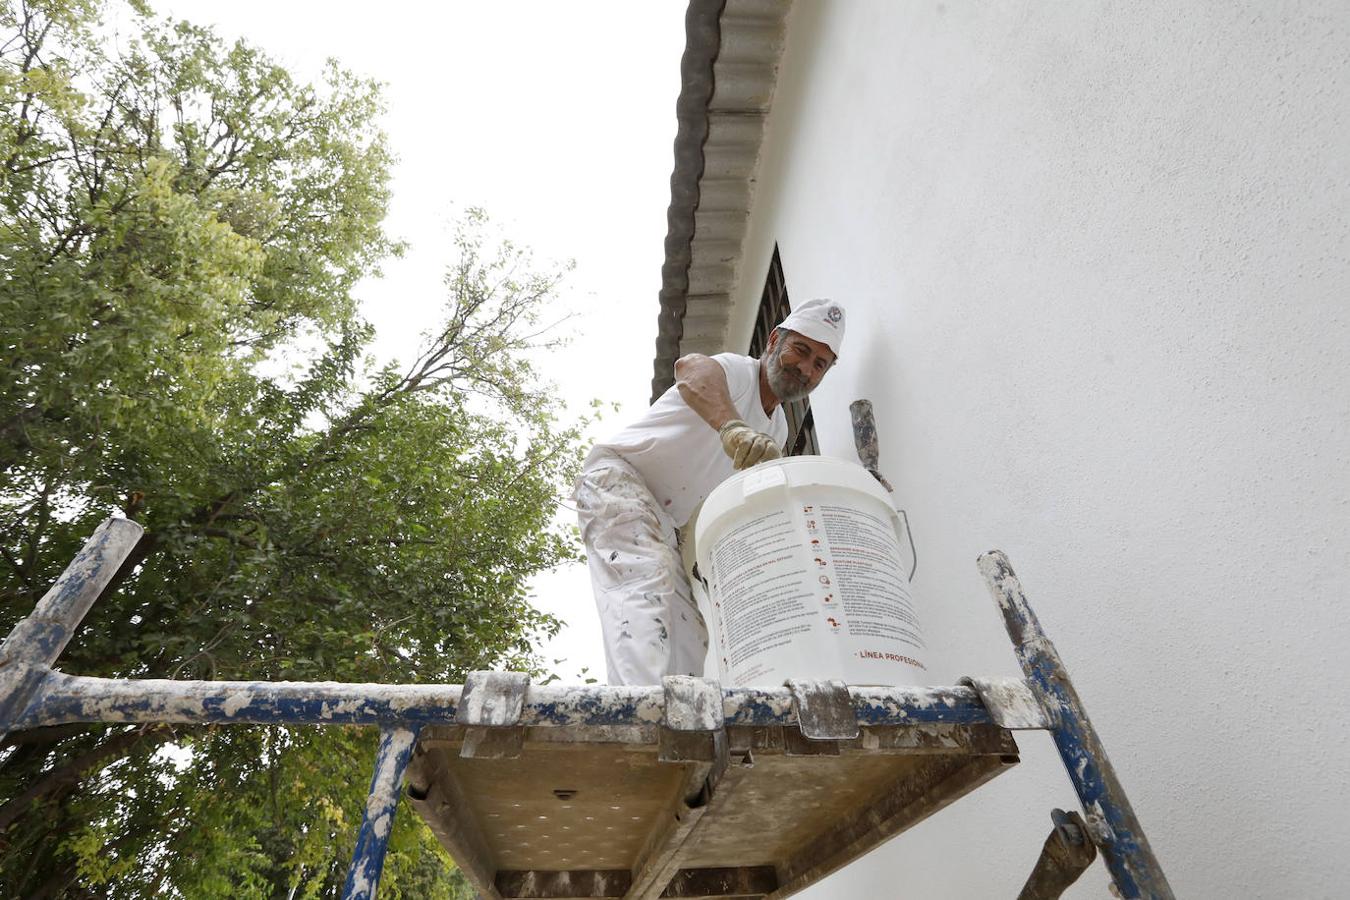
[897,508,918,582]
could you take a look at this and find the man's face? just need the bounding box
[764,328,836,402]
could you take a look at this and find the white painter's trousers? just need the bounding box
[574,451,709,685]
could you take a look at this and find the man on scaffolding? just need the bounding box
[574,299,846,685]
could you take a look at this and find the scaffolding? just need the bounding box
[0,518,1173,899]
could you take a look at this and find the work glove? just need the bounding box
[719,419,782,470]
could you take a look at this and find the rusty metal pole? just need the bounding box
[0,517,144,740]
[1016,809,1098,900]
[978,551,1175,900]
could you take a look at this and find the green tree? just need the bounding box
[0,1,584,896]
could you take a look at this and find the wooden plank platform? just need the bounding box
[407,714,1019,899]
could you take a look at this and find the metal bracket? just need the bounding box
[659,675,723,763]
[456,670,528,759]
[786,679,859,741]
[0,662,51,735]
[960,676,1052,730]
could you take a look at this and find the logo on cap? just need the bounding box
[826,305,843,324]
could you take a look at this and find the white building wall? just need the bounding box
[724,2,1350,897]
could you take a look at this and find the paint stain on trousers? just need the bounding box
[574,451,708,685]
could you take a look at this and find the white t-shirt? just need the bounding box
[589,353,788,527]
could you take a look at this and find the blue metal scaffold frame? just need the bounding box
[0,519,1175,899]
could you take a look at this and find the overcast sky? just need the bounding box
[154,0,690,681]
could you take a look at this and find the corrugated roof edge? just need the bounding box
[651,0,726,403]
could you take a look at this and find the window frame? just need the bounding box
[747,245,820,456]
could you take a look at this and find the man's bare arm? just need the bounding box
[674,354,739,432]
[677,354,782,469]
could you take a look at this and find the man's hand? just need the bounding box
[719,420,782,470]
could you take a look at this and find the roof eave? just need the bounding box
[650,0,792,402]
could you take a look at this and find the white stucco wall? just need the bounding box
[724,2,1350,897]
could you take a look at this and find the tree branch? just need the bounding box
[0,724,180,832]
[0,723,96,752]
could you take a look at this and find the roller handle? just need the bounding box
[849,399,894,491]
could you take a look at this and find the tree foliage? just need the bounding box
[0,1,584,896]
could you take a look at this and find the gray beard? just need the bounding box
[765,347,812,403]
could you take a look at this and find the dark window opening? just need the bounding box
[748,245,819,456]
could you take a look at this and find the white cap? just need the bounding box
[777,298,846,357]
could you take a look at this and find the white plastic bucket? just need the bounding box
[693,456,925,687]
